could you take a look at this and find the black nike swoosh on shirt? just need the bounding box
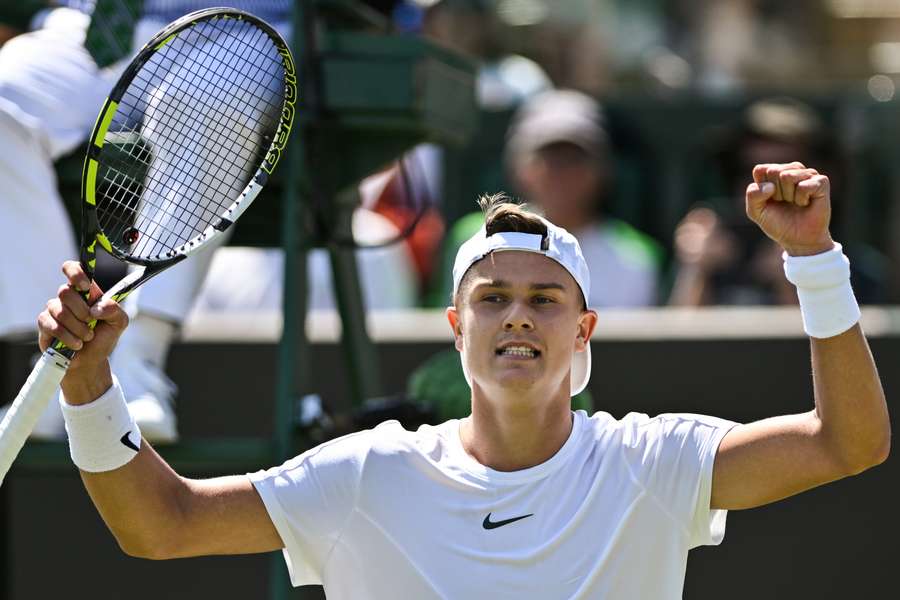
[120,431,140,453]
[482,512,534,530]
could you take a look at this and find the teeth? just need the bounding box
[501,346,536,357]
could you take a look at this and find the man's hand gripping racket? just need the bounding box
[0,8,296,484]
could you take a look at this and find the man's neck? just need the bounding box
[460,389,574,472]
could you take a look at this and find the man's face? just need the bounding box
[514,143,603,223]
[448,251,596,399]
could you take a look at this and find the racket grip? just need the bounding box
[0,348,70,485]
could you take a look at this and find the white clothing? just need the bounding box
[189,210,419,313]
[0,108,78,337]
[576,221,660,308]
[249,409,737,599]
[0,8,114,336]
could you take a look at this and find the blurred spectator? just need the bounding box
[0,5,100,341]
[359,154,447,297]
[668,96,887,306]
[432,89,663,308]
[369,0,553,296]
[190,208,419,314]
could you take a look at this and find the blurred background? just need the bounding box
[1,1,899,599]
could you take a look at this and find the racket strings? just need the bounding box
[120,20,280,254]
[94,15,286,261]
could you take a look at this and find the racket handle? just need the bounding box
[0,348,70,485]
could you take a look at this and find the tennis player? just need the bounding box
[37,163,889,598]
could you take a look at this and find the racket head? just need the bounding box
[80,8,297,277]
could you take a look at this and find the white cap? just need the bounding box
[452,218,592,396]
[506,89,608,165]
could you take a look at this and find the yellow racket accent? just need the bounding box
[155,33,176,49]
[84,160,99,205]
[96,233,113,253]
[94,100,118,148]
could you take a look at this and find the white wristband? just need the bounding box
[783,242,861,339]
[60,376,142,473]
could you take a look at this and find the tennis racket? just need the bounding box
[0,8,296,484]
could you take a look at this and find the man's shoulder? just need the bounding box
[300,419,455,466]
[582,410,735,447]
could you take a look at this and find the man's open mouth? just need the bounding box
[496,345,540,358]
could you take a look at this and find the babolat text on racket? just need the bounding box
[0,7,297,483]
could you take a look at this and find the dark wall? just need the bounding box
[2,335,897,599]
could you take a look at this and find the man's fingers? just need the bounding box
[61,260,105,303]
[62,261,91,292]
[752,163,810,202]
[795,175,829,207]
[752,164,773,185]
[90,298,129,331]
[745,181,775,222]
[40,301,87,350]
[58,284,92,323]
[752,162,805,184]
[777,168,819,205]
[48,296,94,346]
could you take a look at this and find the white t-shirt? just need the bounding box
[249,410,737,599]
[575,221,660,308]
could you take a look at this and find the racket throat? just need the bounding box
[102,259,180,304]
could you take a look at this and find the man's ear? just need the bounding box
[446,306,464,351]
[575,309,599,352]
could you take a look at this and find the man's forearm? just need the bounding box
[81,440,191,559]
[62,370,190,558]
[811,324,890,472]
[61,363,114,406]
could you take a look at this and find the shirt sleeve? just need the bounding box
[623,412,738,548]
[247,432,368,586]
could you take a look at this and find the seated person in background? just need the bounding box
[433,89,663,308]
[190,207,419,315]
[669,97,887,306]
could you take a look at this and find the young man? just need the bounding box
[38,163,888,598]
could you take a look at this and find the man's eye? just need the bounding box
[483,294,507,303]
[533,296,554,304]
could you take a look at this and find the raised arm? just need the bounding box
[38,261,283,558]
[710,163,890,510]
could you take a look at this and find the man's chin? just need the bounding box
[488,373,543,395]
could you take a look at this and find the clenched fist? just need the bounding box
[746,162,834,257]
[37,261,129,404]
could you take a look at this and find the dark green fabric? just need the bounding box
[0,1,47,31]
[84,0,143,67]
[407,349,593,422]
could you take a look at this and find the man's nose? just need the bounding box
[503,302,534,330]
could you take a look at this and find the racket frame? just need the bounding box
[0,8,296,484]
[59,8,297,360]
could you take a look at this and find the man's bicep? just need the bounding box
[173,475,284,557]
[711,411,847,511]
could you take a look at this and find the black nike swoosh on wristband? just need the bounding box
[120,431,140,453]
[482,512,534,530]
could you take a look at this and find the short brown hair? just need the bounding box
[454,194,547,305]
[478,193,546,237]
